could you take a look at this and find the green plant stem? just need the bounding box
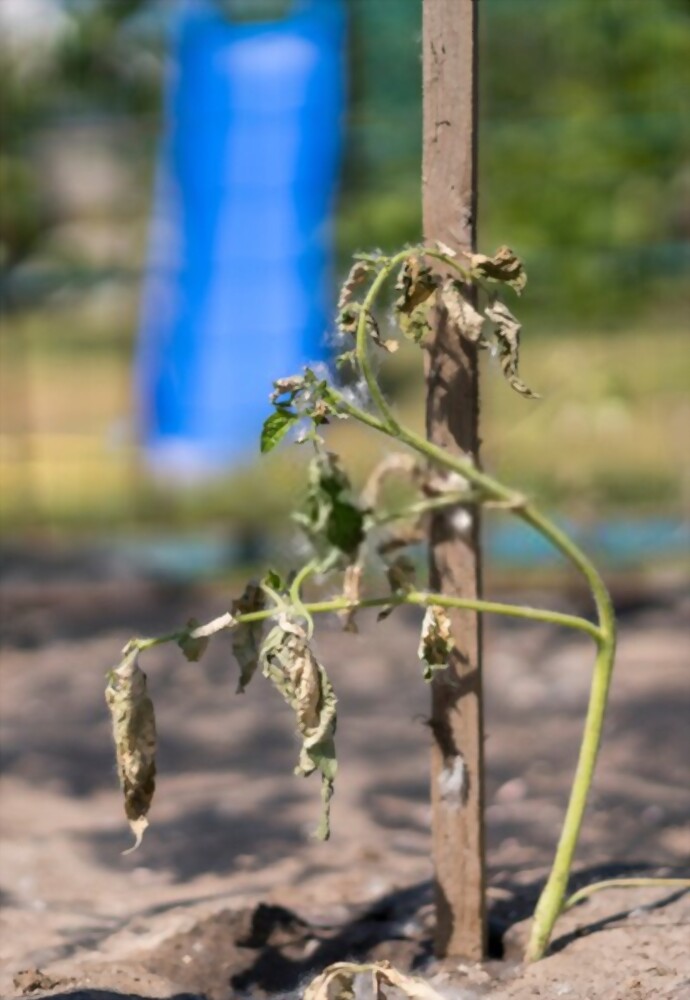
[347,245,619,961]
[129,245,619,962]
[129,589,601,654]
[562,878,690,912]
[355,250,410,431]
[289,559,319,636]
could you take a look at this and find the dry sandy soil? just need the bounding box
[0,566,688,1000]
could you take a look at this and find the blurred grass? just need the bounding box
[0,291,688,540]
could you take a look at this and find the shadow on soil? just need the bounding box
[128,863,689,999]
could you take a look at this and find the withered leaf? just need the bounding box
[296,451,365,562]
[377,553,416,622]
[470,245,527,294]
[337,259,374,312]
[395,256,438,314]
[270,374,305,404]
[303,960,444,1000]
[178,617,209,663]
[105,650,157,853]
[485,300,538,398]
[231,583,266,693]
[418,606,454,681]
[386,553,416,595]
[394,256,439,344]
[440,280,485,343]
[260,619,338,839]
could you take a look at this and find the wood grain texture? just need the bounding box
[422,0,486,960]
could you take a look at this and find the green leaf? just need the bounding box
[260,407,299,453]
[263,568,285,593]
[327,499,365,556]
[298,452,366,562]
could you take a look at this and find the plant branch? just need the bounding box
[562,878,690,912]
[336,245,619,960]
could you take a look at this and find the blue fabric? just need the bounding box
[136,0,345,474]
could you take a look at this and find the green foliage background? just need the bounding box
[1,0,689,535]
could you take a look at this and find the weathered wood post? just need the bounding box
[423,0,486,960]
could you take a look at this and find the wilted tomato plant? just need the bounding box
[107,245,687,962]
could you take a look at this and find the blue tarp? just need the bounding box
[136,0,345,475]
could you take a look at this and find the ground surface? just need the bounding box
[0,568,688,999]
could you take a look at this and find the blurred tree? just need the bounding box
[480,0,690,321]
[342,0,690,324]
[1,0,689,324]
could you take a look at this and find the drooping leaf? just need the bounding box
[260,407,299,453]
[470,245,527,294]
[387,553,416,595]
[395,255,438,314]
[377,552,416,622]
[368,312,399,353]
[260,618,338,839]
[231,583,266,693]
[177,617,209,663]
[177,611,236,663]
[297,451,365,562]
[394,256,439,344]
[327,498,365,555]
[338,301,397,353]
[440,279,485,343]
[337,259,374,312]
[485,300,539,398]
[105,650,156,853]
[418,606,454,681]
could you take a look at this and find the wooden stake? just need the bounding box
[422,0,486,960]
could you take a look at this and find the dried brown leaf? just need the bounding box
[260,619,338,839]
[440,279,485,342]
[302,961,444,1000]
[231,584,265,693]
[470,245,527,293]
[105,650,156,853]
[418,606,454,681]
[485,300,538,398]
[337,260,374,312]
[394,256,439,344]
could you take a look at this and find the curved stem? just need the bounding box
[343,247,619,960]
[127,245,619,963]
[289,559,319,636]
[403,423,617,963]
[354,250,410,431]
[562,877,690,912]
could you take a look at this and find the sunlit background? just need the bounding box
[1,0,688,582]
